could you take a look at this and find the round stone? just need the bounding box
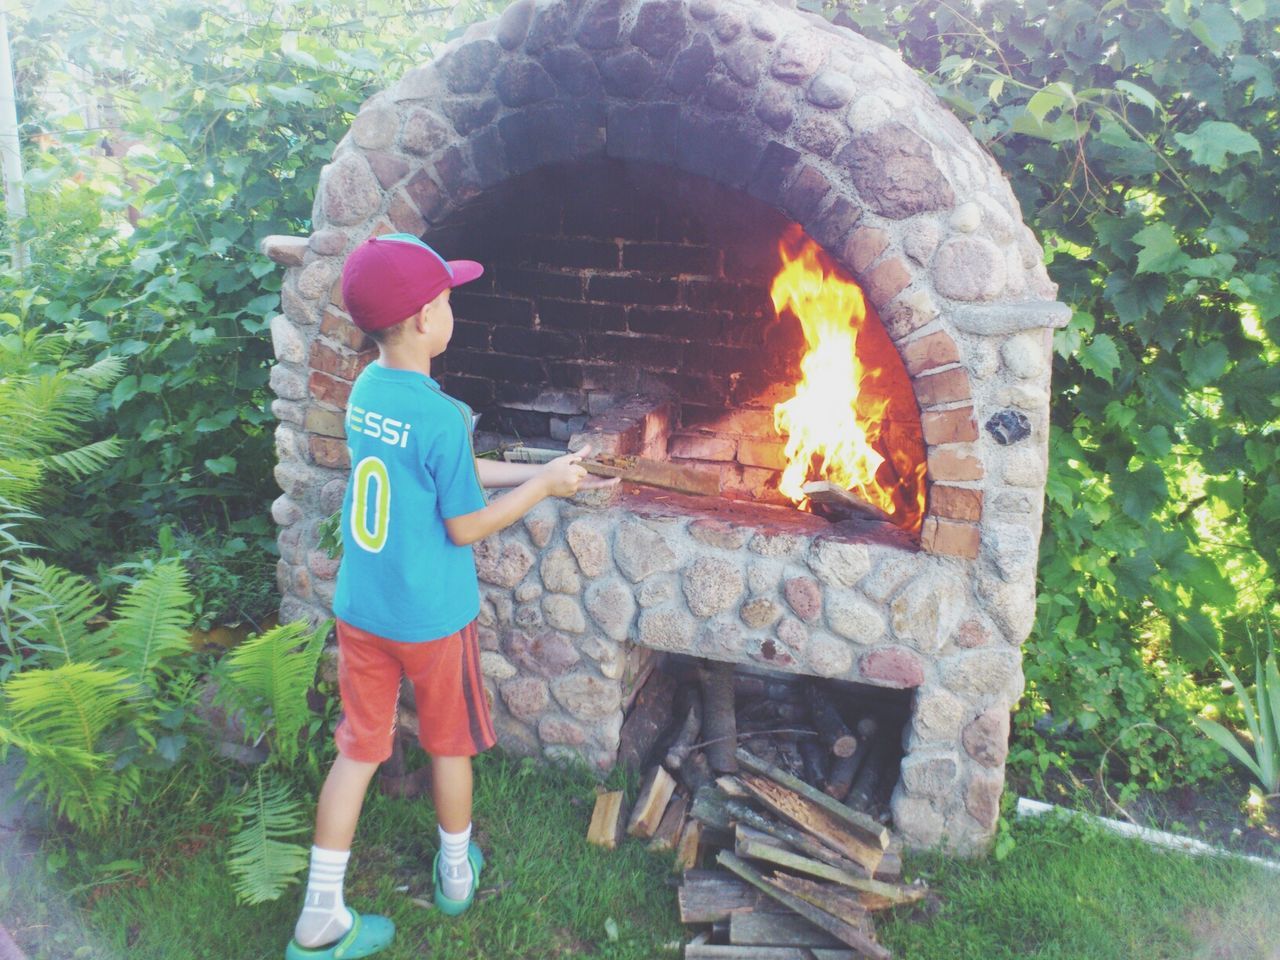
[911,687,966,742]
[480,651,518,681]
[541,548,582,594]
[683,556,745,617]
[615,520,682,582]
[776,617,808,654]
[740,597,783,629]
[504,628,581,678]
[584,577,637,641]
[1001,332,1046,379]
[351,104,398,150]
[807,539,871,587]
[807,69,856,108]
[320,154,381,227]
[804,633,853,677]
[552,673,622,720]
[890,573,966,653]
[543,594,587,633]
[933,237,1007,301]
[783,576,822,622]
[637,608,696,651]
[500,676,550,722]
[939,650,1022,696]
[566,518,610,576]
[475,536,536,588]
[859,647,924,688]
[963,708,1011,767]
[900,752,959,799]
[825,592,886,645]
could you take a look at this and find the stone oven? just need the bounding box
[263,0,1068,853]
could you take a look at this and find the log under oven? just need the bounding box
[263,0,1069,853]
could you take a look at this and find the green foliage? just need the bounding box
[226,768,312,905]
[0,560,199,829]
[214,618,330,903]
[1195,623,1280,795]
[217,619,329,765]
[831,0,1280,790]
[4,0,502,622]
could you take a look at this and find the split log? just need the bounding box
[801,481,892,523]
[627,765,677,838]
[737,773,884,875]
[723,799,867,877]
[737,749,888,848]
[582,453,720,497]
[872,847,902,883]
[702,660,739,774]
[809,685,858,758]
[685,947,861,960]
[675,818,703,873]
[587,791,627,850]
[717,852,890,960]
[735,673,806,703]
[729,910,846,948]
[717,776,751,800]
[734,827,926,911]
[664,687,704,770]
[767,873,870,927]
[617,668,679,775]
[649,790,689,853]
[678,868,767,923]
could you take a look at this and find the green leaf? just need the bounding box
[1077,334,1122,383]
[227,770,310,905]
[1114,80,1160,114]
[1182,341,1229,387]
[1189,3,1242,55]
[204,455,237,475]
[1133,222,1190,275]
[1173,121,1262,172]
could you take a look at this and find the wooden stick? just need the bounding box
[583,454,721,496]
[809,685,858,758]
[685,945,861,959]
[801,481,892,523]
[736,749,890,850]
[729,910,846,948]
[724,798,869,877]
[717,853,891,960]
[627,765,677,838]
[678,868,767,923]
[674,818,702,873]
[587,790,627,850]
[738,773,884,875]
[649,790,689,853]
[735,829,926,910]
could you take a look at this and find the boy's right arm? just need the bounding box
[443,445,613,546]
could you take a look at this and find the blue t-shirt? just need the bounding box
[332,365,487,642]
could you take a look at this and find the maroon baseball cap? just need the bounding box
[341,233,484,332]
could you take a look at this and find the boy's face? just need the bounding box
[421,289,454,358]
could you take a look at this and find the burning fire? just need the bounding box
[769,228,927,532]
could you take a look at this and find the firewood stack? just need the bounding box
[587,660,926,958]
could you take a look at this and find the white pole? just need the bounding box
[0,11,28,274]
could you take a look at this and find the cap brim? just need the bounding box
[448,260,484,288]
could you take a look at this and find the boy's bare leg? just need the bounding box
[432,754,477,901]
[293,755,381,948]
[431,754,473,832]
[315,754,381,850]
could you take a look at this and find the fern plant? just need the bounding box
[227,768,313,905]
[1,661,139,828]
[0,560,197,828]
[213,619,332,903]
[217,619,329,764]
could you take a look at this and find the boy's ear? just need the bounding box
[415,302,432,332]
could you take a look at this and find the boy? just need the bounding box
[286,234,616,960]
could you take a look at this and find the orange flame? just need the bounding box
[769,229,927,532]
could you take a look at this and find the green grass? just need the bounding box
[880,811,1280,960]
[3,751,683,960]
[5,754,1280,960]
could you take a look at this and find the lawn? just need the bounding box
[3,750,1279,960]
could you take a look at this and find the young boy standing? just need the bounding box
[285,234,615,960]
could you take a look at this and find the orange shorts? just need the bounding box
[334,618,497,763]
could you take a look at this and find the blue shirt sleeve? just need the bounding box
[429,400,487,520]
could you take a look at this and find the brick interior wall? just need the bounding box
[426,159,923,506]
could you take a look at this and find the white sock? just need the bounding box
[294,846,354,948]
[438,824,473,901]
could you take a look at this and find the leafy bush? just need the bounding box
[833,0,1280,791]
[1195,622,1280,798]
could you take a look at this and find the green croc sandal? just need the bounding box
[284,910,395,960]
[433,841,485,917]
